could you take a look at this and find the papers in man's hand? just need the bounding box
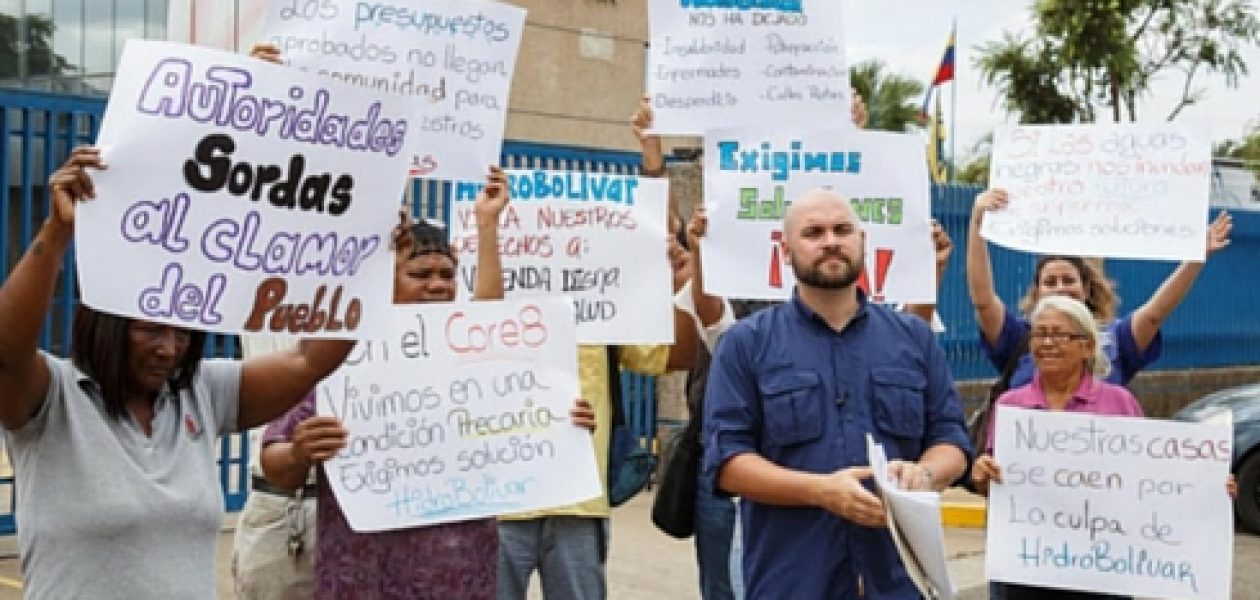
[866,435,956,600]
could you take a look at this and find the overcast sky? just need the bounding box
[845,0,1260,159]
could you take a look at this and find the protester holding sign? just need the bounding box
[495,109,686,596]
[972,296,1144,478]
[632,96,743,600]
[702,189,970,599]
[967,188,1233,389]
[970,295,1236,600]
[637,90,946,600]
[258,168,580,600]
[973,295,1137,600]
[0,148,354,599]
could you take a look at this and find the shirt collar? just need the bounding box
[788,287,870,332]
[1030,372,1100,408]
[71,360,177,407]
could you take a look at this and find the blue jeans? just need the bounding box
[497,517,609,600]
[695,472,742,600]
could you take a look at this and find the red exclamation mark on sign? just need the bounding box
[869,248,894,302]
[769,231,785,288]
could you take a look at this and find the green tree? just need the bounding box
[849,59,926,132]
[976,0,1260,124]
[955,133,993,186]
[0,14,70,81]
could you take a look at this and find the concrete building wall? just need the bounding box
[504,0,649,151]
[505,0,704,157]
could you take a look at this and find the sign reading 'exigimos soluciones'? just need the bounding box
[701,129,936,303]
[77,41,414,338]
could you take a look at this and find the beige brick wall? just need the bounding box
[505,0,646,151]
[503,0,704,157]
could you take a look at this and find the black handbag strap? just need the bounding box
[607,346,625,426]
[680,345,711,443]
[994,334,1030,394]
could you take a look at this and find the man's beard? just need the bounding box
[792,252,863,290]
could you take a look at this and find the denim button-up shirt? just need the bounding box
[703,291,971,600]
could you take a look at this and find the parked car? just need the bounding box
[1174,383,1260,533]
[1212,159,1260,212]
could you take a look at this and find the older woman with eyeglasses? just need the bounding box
[973,295,1140,599]
[972,295,1235,600]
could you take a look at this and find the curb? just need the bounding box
[941,501,987,528]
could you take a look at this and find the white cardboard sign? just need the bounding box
[985,123,1211,261]
[450,170,673,344]
[265,0,526,181]
[987,407,1232,600]
[318,296,601,531]
[700,128,935,302]
[647,0,851,135]
[77,40,413,338]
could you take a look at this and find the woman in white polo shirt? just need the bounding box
[0,146,352,600]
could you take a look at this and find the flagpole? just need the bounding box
[949,18,958,182]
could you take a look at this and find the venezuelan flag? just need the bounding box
[931,31,956,86]
[920,29,957,120]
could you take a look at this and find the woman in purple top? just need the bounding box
[966,188,1233,388]
[259,170,597,600]
[975,296,1142,600]
[972,296,1234,600]
[259,170,509,600]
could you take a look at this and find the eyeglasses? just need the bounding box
[1030,331,1088,344]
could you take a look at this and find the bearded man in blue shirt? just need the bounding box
[702,189,971,599]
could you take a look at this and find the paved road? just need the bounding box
[0,490,1252,598]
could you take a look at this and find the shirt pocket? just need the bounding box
[871,367,926,440]
[758,371,824,447]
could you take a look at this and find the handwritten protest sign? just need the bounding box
[701,128,935,302]
[987,407,1232,600]
[985,123,1211,261]
[450,170,672,344]
[647,0,850,135]
[265,0,526,181]
[318,296,600,531]
[76,41,413,338]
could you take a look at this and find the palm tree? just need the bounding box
[849,59,927,132]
